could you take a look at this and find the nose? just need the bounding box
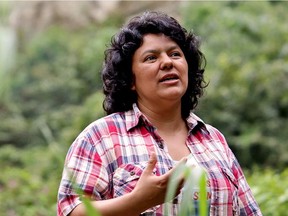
[160,54,173,70]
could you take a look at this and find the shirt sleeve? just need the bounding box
[57,134,110,216]
[224,139,262,216]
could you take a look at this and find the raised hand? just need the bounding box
[131,152,186,210]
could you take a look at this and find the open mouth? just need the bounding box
[159,74,179,82]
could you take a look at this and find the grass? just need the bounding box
[165,162,208,216]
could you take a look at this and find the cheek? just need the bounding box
[182,65,188,80]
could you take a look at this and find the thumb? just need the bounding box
[144,152,157,174]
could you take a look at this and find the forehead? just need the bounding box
[135,33,180,54]
[141,33,176,46]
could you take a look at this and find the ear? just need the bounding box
[131,84,136,91]
[131,74,136,90]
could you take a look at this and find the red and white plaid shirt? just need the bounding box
[57,103,262,216]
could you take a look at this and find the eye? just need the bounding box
[144,55,157,62]
[170,51,181,57]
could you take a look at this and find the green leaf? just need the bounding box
[165,161,186,215]
[199,173,208,216]
[179,168,194,215]
[72,173,101,216]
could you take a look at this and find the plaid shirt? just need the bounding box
[57,103,262,216]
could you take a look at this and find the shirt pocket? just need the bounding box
[112,163,160,214]
[113,163,144,197]
[221,167,240,216]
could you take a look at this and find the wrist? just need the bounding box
[129,189,151,214]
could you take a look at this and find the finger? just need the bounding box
[163,156,187,178]
[144,152,157,174]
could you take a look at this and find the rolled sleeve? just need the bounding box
[57,135,109,216]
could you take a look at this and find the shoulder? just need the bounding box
[189,112,228,145]
[205,124,227,143]
[66,112,127,157]
[80,112,126,138]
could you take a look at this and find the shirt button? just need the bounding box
[173,197,178,204]
[130,171,135,176]
[168,167,173,170]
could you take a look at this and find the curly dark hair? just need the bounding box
[101,11,207,119]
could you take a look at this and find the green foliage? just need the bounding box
[0,24,115,147]
[0,1,288,215]
[60,91,105,147]
[73,181,101,216]
[182,1,288,168]
[245,168,288,216]
[165,162,208,215]
[0,145,64,216]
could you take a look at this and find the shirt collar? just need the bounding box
[125,103,208,134]
[186,112,209,134]
[125,103,151,131]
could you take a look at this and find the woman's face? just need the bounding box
[131,33,188,107]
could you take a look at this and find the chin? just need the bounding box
[163,92,185,101]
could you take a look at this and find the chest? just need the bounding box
[159,130,190,160]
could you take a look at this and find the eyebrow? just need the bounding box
[141,45,180,57]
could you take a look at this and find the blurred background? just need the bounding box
[0,1,287,215]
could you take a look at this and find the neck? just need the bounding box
[137,101,185,132]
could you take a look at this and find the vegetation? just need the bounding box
[165,161,208,215]
[0,1,287,215]
[246,168,288,216]
[183,1,288,169]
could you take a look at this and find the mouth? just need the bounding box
[159,74,179,82]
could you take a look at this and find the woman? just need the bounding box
[57,11,262,216]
